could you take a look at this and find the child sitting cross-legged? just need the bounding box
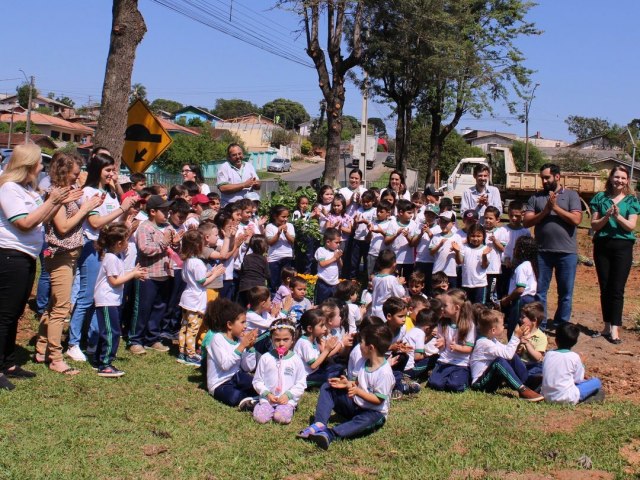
[470,308,544,401]
[403,308,441,382]
[251,319,307,425]
[541,323,604,404]
[517,301,547,388]
[298,323,395,450]
[383,297,420,396]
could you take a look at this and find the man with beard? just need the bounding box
[523,163,582,331]
[460,164,503,225]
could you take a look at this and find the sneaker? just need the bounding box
[176,353,187,364]
[391,389,404,401]
[183,355,201,367]
[3,366,36,378]
[407,381,421,395]
[238,396,259,412]
[308,431,332,450]
[129,344,147,355]
[518,386,544,402]
[65,345,87,362]
[97,365,125,378]
[145,342,169,352]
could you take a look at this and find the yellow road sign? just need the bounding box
[122,99,172,173]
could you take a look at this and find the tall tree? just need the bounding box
[211,98,260,120]
[261,98,310,129]
[282,0,364,185]
[368,117,386,137]
[129,82,147,104]
[94,0,146,167]
[149,98,183,114]
[16,83,39,109]
[565,115,613,141]
[56,96,75,107]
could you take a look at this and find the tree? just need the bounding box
[94,0,146,168]
[13,121,41,135]
[368,117,386,137]
[187,117,205,127]
[261,98,310,129]
[511,140,546,172]
[554,149,596,172]
[269,128,296,148]
[35,106,53,115]
[129,82,147,104]
[55,96,75,108]
[281,0,365,185]
[564,115,623,145]
[16,83,38,109]
[415,0,538,188]
[149,98,183,114]
[211,98,259,120]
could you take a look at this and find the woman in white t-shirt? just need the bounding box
[381,170,411,201]
[66,153,138,363]
[0,144,74,389]
[265,205,295,294]
[338,168,367,217]
[181,163,210,194]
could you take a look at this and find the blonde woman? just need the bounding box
[0,144,74,390]
[34,153,102,374]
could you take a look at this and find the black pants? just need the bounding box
[0,248,37,369]
[593,237,634,327]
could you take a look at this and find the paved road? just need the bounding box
[280,152,389,185]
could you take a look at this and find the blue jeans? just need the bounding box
[68,240,100,348]
[268,257,292,294]
[415,262,434,296]
[427,363,469,392]
[212,370,256,407]
[314,278,336,305]
[537,252,577,326]
[577,378,602,402]
[129,278,170,347]
[162,272,186,335]
[95,306,121,367]
[349,239,369,280]
[314,382,386,440]
[306,362,344,387]
[36,249,51,315]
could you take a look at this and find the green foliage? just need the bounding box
[269,128,296,148]
[13,121,41,134]
[54,142,79,154]
[187,117,205,127]
[155,129,236,173]
[129,83,147,105]
[368,117,387,137]
[261,98,310,129]
[35,106,53,115]
[211,98,259,120]
[259,179,322,247]
[511,140,546,172]
[565,115,615,142]
[149,98,183,114]
[55,96,75,108]
[16,82,38,108]
[300,139,312,155]
[0,123,8,133]
[554,149,597,172]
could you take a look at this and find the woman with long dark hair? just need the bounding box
[65,153,137,362]
[590,166,640,344]
[382,169,410,201]
[181,163,210,194]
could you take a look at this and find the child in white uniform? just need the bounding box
[370,250,405,319]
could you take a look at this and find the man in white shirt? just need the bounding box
[216,143,261,206]
[460,164,502,224]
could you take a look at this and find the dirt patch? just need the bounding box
[620,438,640,475]
[535,408,613,434]
[498,470,613,480]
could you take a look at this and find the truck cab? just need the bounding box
[441,157,489,204]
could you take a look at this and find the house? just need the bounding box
[0,133,57,150]
[298,120,314,137]
[0,94,75,119]
[172,106,221,126]
[463,129,518,153]
[567,135,621,150]
[0,111,93,144]
[223,113,276,125]
[158,118,199,137]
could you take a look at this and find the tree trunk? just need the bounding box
[94,0,146,169]
[395,104,405,173]
[426,108,443,188]
[324,93,343,185]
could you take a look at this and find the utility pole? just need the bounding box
[627,127,637,186]
[524,82,539,172]
[7,107,14,148]
[26,76,34,142]
[359,72,369,185]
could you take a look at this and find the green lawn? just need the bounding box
[1,326,639,479]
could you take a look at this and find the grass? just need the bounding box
[1,333,639,479]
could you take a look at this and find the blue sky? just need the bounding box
[2,0,638,142]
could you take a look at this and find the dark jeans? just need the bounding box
[162,273,186,335]
[314,382,386,440]
[0,248,36,369]
[506,294,536,339]
[349,239,370,280]
[427,362,469,392]
[415,262,434,296]
[471,356,528,392]
[268,257,293,294]
[36,248,50,315]
[306,362,344,387]
[537,251,577,326]
[220,279,236,300]
[95,306,121,367]
[593,238,634,327]
[405,354,439,381]
[447,275,458,289]
[496,266,512,299]
[129,278,171,347]
[464,286,486,304]
[485,274,499,304]
[397,263,414,281]
[314,278,337,305]
[212,370,256,407]
[295,235,316,275]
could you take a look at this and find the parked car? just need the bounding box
[384,154,396,168]
[267,157,292,173]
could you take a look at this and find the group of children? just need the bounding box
[55,172,602,449]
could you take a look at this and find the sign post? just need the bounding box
[122,100,173,173]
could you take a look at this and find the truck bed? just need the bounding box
[506,171,607,197]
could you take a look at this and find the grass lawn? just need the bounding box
[1,325,639,479]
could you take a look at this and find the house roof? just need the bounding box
[172,106,221,122]
[223,113,276,125]
[1,94,73,109]
[567,134,619,149]
[462,129,517,140]
[0,133,58,150]
[0,112,93,134]
[158,118,199,135]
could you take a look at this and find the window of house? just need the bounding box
[62,133,71,141]
[51,130,60,139]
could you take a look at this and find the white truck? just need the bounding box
[350,134,377,170]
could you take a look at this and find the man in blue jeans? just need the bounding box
[523,163,582,331]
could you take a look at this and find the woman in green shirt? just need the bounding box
[590,166,640,344]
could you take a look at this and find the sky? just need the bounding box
[1,0,638,143]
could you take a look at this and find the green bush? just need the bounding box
[301,139,312,155]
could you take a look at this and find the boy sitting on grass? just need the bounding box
[517,302,547,388]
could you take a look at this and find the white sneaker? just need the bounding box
[65,345,87,362]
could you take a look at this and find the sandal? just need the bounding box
[34,353,47,364]
[49,362,80,376]
[297,422,326,439]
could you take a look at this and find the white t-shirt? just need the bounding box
[81,186,121,241]
[233,220,258,270]
[370,273,405,319]
[353,207,377,241]
[353,358,395,416]
[347,303,361,333]
[216,161,259,206]
[404,327,426,371]
[179,258,208,314]
[470,335,520,383]
[339,185,367,217]
[200,183,211,195]
[206,332,255,394]
[94,252,124,307]
[415,222,441,263]
[484,228,502,274]
[265,222,295,262]
[437,322,475,367]
[541,349,585,404]
[495,225,531,264]
[369,219,392,257]
[252,351,307,406]
[429,232,461,277]
[315,246,340,285]
[460,244,488,288]
[386,218,419,264]
[381,188,411,201]
[508,261,537,297]
[294,335,321,375]
[347,344,364,380]
[0,182,44,257]
[246,310,274,334]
